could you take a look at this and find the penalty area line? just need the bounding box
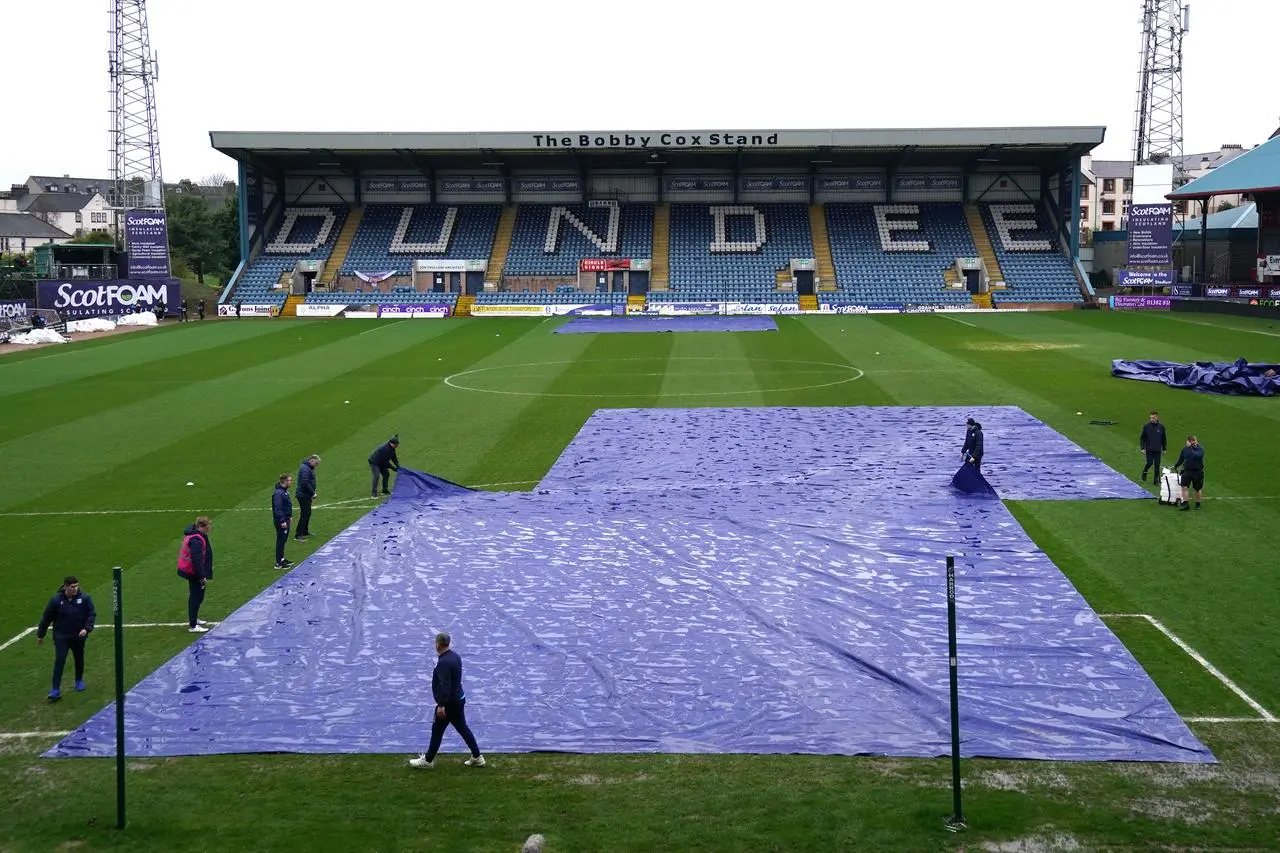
[1101,613,1277,722]
[1,622,221,656]
[938,313,979,328]
[0,731,73,740]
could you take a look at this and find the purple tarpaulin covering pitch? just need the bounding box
[555,316,778,334]
[48,406,1212,763]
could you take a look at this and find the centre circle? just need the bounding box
[443,357,864,398]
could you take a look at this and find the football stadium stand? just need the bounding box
[211,127,1102,312]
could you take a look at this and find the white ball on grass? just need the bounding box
[186,482,194,486]
[1076,411,1083,415]
[344,400,350,404]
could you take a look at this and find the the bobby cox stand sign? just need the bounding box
[38,280,181,318]
[1126,204,1174,267]
[124,210,172,279]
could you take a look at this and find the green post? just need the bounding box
[112,566,126,830]
[945,555,966,832]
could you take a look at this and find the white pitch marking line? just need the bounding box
[1183,717,1278,724]
[0,731,72,740]
[0,627,35,654]
[1158,314,1280,338]
[1101,613,1277,722]
[0,622,221,654]
[0,497,380,519]
[939,313,979,328]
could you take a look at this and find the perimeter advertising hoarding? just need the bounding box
[39,279,181,318]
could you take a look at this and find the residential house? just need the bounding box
[19,192,112,238]
[0,212,72,253]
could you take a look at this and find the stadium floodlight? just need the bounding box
[109,0,165,213]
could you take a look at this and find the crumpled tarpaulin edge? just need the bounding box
[1112,358,1280,396]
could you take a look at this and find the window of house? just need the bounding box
[75,212,83,223]
[1103,179,1115,193]
[1103,200,1115,215]
[1080,185,1089,200]
[1080,206,1089,221]
[1102,222,1115,231]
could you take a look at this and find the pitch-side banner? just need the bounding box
[1126,204,1174,267]
[1118,269,1176,287]
[39,279,181,318]
[216,303,277,317]
[1111,295,1172,309]
[124,210,172,279]
[656,303,720,316]
[378,304,452,318]
[0,299,33,320]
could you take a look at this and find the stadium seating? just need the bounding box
[474,291,625,305]
[981,203,1083,303]
[231,206,349,307]
[341,205,502,275]
[824,203,974,306]
[302,291,460,307]
[665,203,811,301]
[503,202,653,276]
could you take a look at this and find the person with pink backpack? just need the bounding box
[176,516,214,633]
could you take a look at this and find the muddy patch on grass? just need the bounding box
[1127,797,1215,825]
[974,769,1073,793]
[964,341,1083,352]
[981,832,1083,852]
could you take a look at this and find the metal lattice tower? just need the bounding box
[109,0,164,211]
[1131,1,1190,184]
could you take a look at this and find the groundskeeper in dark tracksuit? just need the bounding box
[272,477,294,569]
[36,578,96,700]
[410,632,484,768]
[961,419,985,472]
[1140,413,1167,482]
[295,456,320,540]
[368,435,400,498]
[1171,436,1206,511]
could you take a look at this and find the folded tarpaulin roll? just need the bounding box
[951,463,998,498]
[1112,358,1280,396]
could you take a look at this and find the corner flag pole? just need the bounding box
[945,555,966,832]
[112,566,126,829]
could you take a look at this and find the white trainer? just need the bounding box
[408,754,433,768]
[188,625,209,633]
[464,755,486,768]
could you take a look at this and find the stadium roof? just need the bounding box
[0,212,72,239]
[1168,136,1280,199]
[1174,202,1258,234]
[210,127,1105,172]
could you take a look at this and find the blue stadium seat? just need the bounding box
[664,203,810,303]
[229,206,349,307]
[503,202,652,276]
[981,203,1083,304]
[824,203,974,306]
[342,204,501,275]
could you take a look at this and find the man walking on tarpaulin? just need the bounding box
[961,418,984,473]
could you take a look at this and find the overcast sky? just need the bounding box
[3,0,1275,186]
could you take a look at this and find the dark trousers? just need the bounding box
[969,457,982,474]
[52,636,86,690]
[1143,450,1162,476]
[425,699,481,761]
[371,464,392,495]
[296,496,313,537]
[187,578,206,627]
[275,522,291,564]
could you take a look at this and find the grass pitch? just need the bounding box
[1,311,1278,852]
